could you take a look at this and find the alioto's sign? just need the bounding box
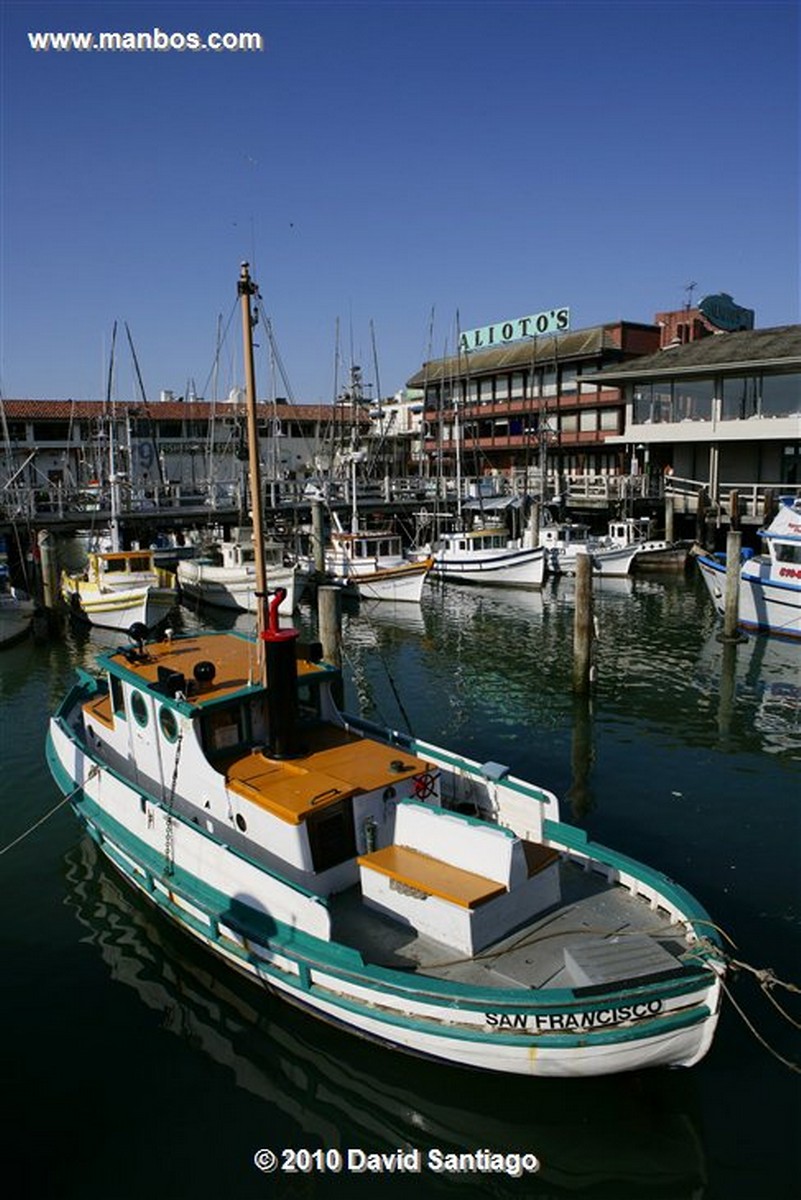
[459,307,570,353]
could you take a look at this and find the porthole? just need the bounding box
[159,706,179,743]
[235,813,247,833]
[130,690,148,727]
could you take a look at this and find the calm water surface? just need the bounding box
[1,571,799,1199]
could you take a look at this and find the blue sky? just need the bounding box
[1,0,798,405]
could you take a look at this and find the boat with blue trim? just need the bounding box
[46,265,724,1077]
[695,495,801,640]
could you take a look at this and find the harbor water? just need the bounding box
[2,570,799,1199]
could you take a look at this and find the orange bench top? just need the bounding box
[358,844,506,909]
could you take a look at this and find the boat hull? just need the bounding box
[63,584,175,632]
[348,561,430,603]
[0,592,35,648]
[546,545,639,578]
[177,562,299,613]
[429,546,546,589]
[695,554,801,640]
[47,703,723,1079]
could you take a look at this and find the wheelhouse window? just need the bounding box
[202,704,245,755]
[130,691,148,727]
[159,706,179,743]
[110,674,125,716]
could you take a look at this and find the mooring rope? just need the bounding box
[0,765,99,856]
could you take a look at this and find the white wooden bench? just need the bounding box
[357,800,561,954]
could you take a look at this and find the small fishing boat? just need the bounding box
[424,527,546,589]
[540,519,641,577]
[0,564,36,648]
[695,495,801,640]
[61,548,178,632]
[176,530,301,615]
[46,265,724,1078]
[325,524,432,603]
[604,518,689,571]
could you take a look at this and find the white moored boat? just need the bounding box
[325,527,432,603]
[425,527,546,588]
[695,495,801,640]
[177,531,300,615]
[0,563,36,648]
[539,520,641,577]
[604,517,689,571]
[46,265,725,1078]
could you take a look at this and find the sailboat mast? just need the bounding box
[238,261,269,669]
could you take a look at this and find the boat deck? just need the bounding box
[330,859,690,992]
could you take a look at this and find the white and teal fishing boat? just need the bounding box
[46,266,724,1078]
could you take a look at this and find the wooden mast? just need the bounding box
[238,261,269,682]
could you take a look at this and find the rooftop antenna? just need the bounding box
[684,281,697,312]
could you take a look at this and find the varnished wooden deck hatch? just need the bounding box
[223,730,430,824]
[357,845,506,909]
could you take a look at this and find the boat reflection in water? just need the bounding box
[64,836,708,1199]
[694,630,801,757]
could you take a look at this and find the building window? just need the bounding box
[761,372,801,418]
[32,422,71,441]
[599,409,620,432]
[579,410,597,432]
[721,375,759,420]
[560,413,578,433]
[495,376,509,401]
[634,381,674,424]
[479,378,494,403]
[674,378,713,421]
[510,372,526,399]
[560,365,578,391]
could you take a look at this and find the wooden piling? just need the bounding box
[573,553,594,693]
[695,488,708,547]
[729,489,740,531]
[721,529,742,641]
[664,494,675,543]
[37,529,59,612]
[318,585,344,706]
[311,500,326,575]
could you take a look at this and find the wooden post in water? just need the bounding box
[311,500,326,575]
[664,494,675,543]
[318,585,344,707]
[721,529,742,641]
[696,488,708,547]
[37,529,59,612]
[573,553,594,693]
[729,489,740,531]
[763,489,777,525]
